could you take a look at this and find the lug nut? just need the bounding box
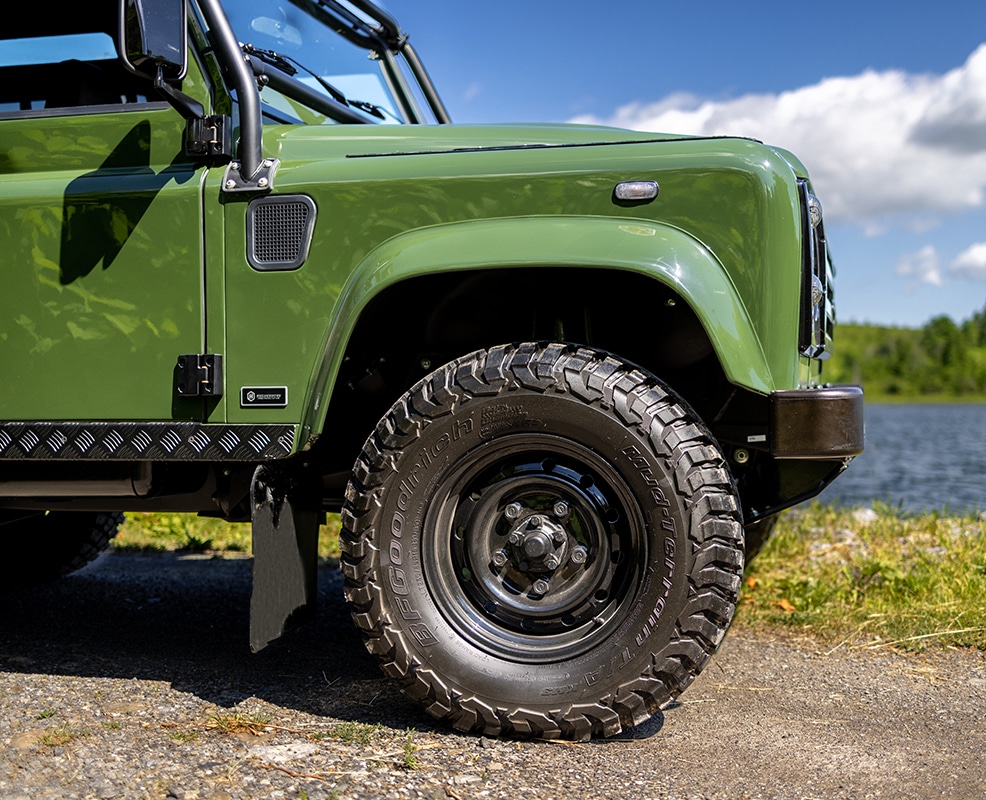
[571,546,589,565]
[491,549,509,568]
[532,578,550,596]
[504,502,522,520]
[553,500,569,518]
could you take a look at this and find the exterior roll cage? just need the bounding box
[288,0,451,124]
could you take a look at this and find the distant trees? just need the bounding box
[824,305,986,399]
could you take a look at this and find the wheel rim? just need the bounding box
[422,434,648,664]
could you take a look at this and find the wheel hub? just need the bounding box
[481,483,609,611]
[505,509,569,574]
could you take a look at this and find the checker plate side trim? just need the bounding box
[0,423,297,460]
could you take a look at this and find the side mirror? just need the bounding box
[119,0,187,82]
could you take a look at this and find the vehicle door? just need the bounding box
[0,9,209,422]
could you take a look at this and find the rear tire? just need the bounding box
[341,343,744,739]
[0,510,123,588]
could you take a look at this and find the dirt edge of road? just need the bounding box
[1,551,984,800]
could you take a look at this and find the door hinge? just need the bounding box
[176,354,224,398]
[186,115,232,162]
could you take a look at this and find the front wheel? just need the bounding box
[341,343,744,739]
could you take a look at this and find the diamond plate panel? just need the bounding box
[0,423,297,461]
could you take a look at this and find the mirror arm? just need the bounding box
[153,65,205,120]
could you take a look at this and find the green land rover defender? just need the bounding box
[0,0,863,739]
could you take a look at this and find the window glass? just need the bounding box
[0,33,117,67]
[0,31,150,113]
[223,0,408,124]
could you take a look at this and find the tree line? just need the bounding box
[823,305,986,400]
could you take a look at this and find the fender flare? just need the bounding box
[298,215,773,444]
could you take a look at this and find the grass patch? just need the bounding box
[168,728,201,743]
[737,502,986,652]
[315,720,385,746]
[115,503,986,654]
[113,512,341,564]
[203,710,275,736]
[39,724,87,747]
[400,729,419,770]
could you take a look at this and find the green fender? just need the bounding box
[298,215,773,446]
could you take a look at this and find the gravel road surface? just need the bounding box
[1,551,984,800]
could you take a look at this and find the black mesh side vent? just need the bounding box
[246,194,317,271]
[255,203,307,262]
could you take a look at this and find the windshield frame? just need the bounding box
[224,0,448,126]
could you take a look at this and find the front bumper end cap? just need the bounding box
[770,386,864,459]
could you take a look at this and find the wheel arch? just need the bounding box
[302,216,773,477]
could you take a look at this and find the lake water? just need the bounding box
[816,403,986,514]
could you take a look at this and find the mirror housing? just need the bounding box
[119,0,187,82]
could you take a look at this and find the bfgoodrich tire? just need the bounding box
[0,510,123,589]
[341,343,744,740]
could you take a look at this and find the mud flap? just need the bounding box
[249,464,320,653]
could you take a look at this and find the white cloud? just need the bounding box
[896,245,943,288]
[573,45,986,225]
[951,242,986,278]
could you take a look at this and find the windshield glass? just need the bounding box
[223,0,408,125]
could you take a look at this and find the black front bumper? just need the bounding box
[718,385,865,523]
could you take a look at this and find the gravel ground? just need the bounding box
[1,550,984,800]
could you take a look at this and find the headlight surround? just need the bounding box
[798,179,834,359]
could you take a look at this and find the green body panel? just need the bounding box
[220,125,806,445]
[0,46,810,455]
[0,109,206,420]
[0,113,807,441]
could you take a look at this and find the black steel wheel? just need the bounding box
[0,510,123,589]
[341,343,744,740]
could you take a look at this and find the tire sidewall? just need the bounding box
[371,376,694,710]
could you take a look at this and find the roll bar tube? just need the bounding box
[340,0,452,124]
[198,0,265,182]
[402,41,451,124]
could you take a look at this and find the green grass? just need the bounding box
[314,721,385,745]
[737,502,986,651]
[113,504,986,653]
[112,512,341,563]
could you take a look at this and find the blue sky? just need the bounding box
[383,0,986,329]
